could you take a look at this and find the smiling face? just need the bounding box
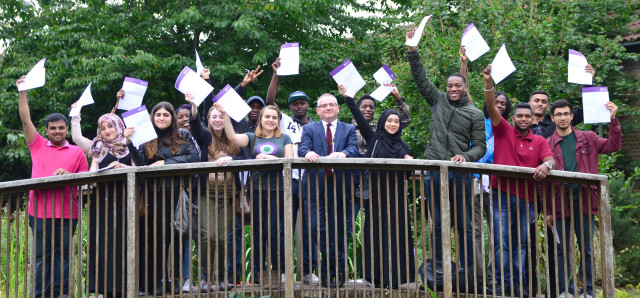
[260,109,279,132]
[496,95,507,116]
[550,106,573,130]
[446,76,468,101]
[208,108,225,132]
[46,120,68,147]
[176,108,190,130]
[512,107,533,133]
[384,114,400,134]
[359,99,376,122]
[153,108,172,130]
[98,121,118,142]
[529,93,549,117]
[316,94,339,122]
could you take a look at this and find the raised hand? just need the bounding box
[337,84,348,98]
[459,45,468,63]
[201,68,210,80]
[271,58,281,72]
[482,64,493,82]
[241,65,264,87]
[606,102,618,119]
[406,28,417,52]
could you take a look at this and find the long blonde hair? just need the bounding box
[206,106,239,157]
[255,105,282,138]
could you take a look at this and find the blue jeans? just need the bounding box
[280,179,318,275]
[182,238,191,279]
[491,190,534,288]
[29,217,78,298]
[425,172,474,276]
[556,206,595,296]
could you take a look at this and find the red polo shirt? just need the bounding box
[492,117,553,201]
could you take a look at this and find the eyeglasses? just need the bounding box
[553,112,572,118]
[318,103,338,109]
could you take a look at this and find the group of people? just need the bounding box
[16,27,620,298]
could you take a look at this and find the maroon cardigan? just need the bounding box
[545,118,621,218]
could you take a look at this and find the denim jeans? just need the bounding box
[556,205,595,296]
[491,190,534,288]
[425,172,474,277]
[29,217,78,298]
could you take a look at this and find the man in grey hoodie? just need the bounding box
[406,28,486,291]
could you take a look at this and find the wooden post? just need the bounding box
[440,165,453,298]
[126,172,139,297]
[598,180,615,298]
[283,161,294,298]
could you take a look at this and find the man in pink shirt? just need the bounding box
[481,66,556,297]
[17,76,88,298]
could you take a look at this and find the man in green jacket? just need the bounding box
[406,29,486,292]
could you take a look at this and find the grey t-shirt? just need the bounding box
[245,133,292,191]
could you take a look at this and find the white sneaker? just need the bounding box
[200,280,211,293]
[559,292,574,298]
[182,278,191,292]
[303,273,320,286]
[579,294,593,298]
[280,273,287,285]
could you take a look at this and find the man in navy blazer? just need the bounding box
[298,93,358,288]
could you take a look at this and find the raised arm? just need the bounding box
[70,113,92,153]
[388,84,412,128]
[406,29,442,107]
[595,102,622,154]
[111,89,124,114]
[459,46,474,105]
[482,64,502,127]
[17,76,37,144]
[266,58,280,107]
[339,85,375,144]
[216,103,250,148]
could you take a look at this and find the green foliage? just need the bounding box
[608,167,640,286]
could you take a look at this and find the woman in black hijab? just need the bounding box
[339,85,416,289]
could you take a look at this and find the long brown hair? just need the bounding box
[206,106,239,157]
[255,105,282,138]
[144,102,187,159]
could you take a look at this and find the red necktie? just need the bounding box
[326,123,332,176]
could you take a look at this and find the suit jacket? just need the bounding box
[298,120,359,200]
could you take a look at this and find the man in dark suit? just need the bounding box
[298,93,358,288]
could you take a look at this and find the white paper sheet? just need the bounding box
[69,83,94,117]
[582,87,611,124]
[277,42,300,76]
[212,84,251,123]
[174,66,214,107]
[18,58,46,91]
[373,65,396,85]
[490,44,517,84]
[405,15,432,47]
[96,164,116,172]
[461,23,491,62]
[119,77,149,111]
[370,85,395,102]
[568,49,592,85]
[122,105,157,147]
[195,49,204,76]
[330,59,366,98]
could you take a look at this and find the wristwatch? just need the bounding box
[544,161,553,170]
